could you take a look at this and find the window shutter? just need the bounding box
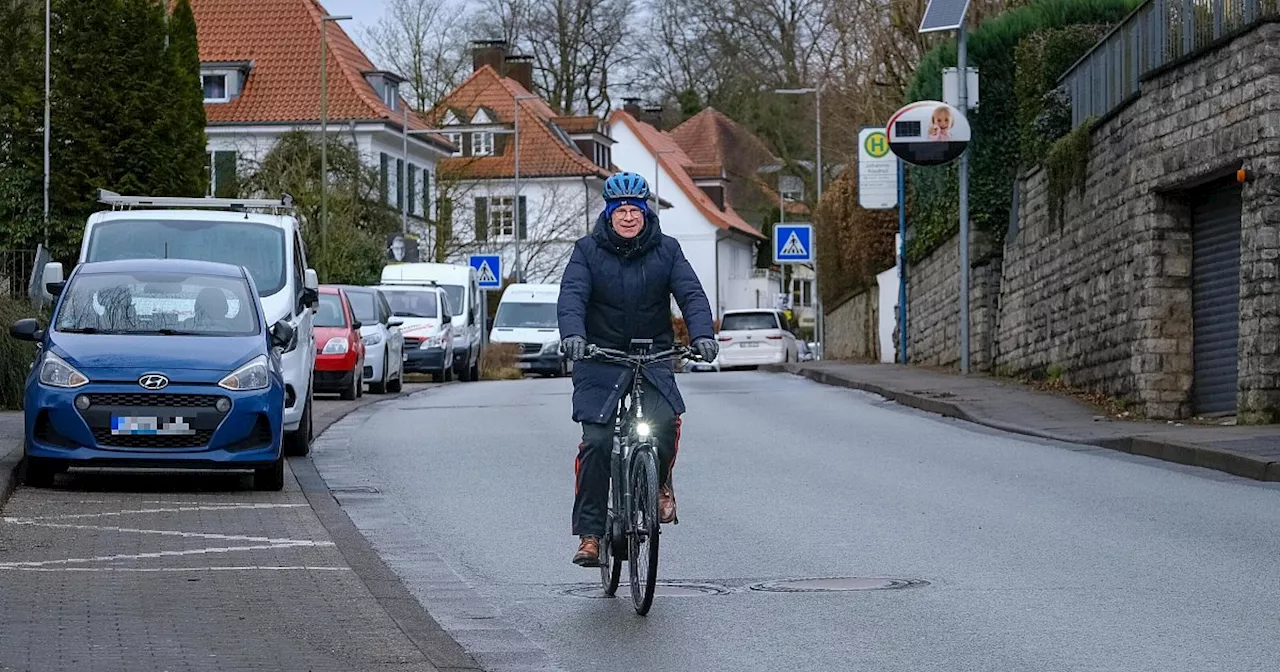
[474,197,488,242]
[462,133,472,158]
[379,153,389,204]
[518,196,528,240]
[408,165,417,216]
[396,159,404,211]
[423,171,432,220]
[213,151,237,198]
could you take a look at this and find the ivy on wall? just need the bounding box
[903,0,1140,263]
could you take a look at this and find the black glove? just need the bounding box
[692,337,718,362]
[562,335,588,361]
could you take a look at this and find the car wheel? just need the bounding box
[254,456,285,491]
[340,369,358,400]
[388,362,403,393]
[370,349,388,394]
[284,388,312,456]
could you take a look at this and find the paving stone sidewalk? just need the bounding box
[767,361,1280,481]
[0,385,483,672]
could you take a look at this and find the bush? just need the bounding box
[0,297,44,410]
[480,342,523,380]
[815,170,899,307]
[903,0,1139,262]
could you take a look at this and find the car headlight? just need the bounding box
[322,337,349,355]
[542,340,561,354]
[362,332,383,347]
[423,334,447,349]
[40,352,89,388]
[219,355,271,391]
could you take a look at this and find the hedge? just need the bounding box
[0,297,45,410]
[903,0,1140,262]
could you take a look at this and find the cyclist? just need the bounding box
[557,171,719,567]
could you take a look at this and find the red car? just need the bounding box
[314,286,366,400]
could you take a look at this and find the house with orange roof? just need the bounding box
[608,106,773,321]
[421,41,615,283]
[190,0,454,258]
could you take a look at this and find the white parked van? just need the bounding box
[374,283,455,382]
[489,283,569,377]
[379,263,483,381]
[58,190,320,456]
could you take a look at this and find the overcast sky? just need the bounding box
[316,0,387,55]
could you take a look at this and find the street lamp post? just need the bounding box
[775,85,824,356]
[43,0,50,246]
[511,94,538,283]
[319,14,351,280]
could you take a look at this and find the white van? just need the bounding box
[374,283,455,382]
[379,263,483,381]
[489,283,569,377]
[54,190,320,456]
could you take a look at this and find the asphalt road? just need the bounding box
[313,371,1280,672]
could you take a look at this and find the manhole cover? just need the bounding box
[749,577,927,593]
[329,485,380,494]
[562,582,728,598]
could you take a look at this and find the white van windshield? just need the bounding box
[85,219,287,296]
[381,289,438,318]
[495,302,557,329]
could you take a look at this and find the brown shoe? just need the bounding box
[658,484,677,524]
[573,536,601,567]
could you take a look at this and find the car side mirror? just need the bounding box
[351,320,362,331]
[10,318,44,342]
[387,318,403,328]
[43,262,64,298]
[270,321,295,349]
[441,313,452,324]
[303,268,319,291]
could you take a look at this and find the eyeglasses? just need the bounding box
[614,208,643,220]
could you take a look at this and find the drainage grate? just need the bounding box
[328,485,380,494]
[749,577,928,593]
[562,582,729,598]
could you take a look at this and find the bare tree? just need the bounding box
[364,0,473,111]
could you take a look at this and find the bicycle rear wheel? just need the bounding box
[627,447,660,615]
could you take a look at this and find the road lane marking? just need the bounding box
[0,542,335,568]
[3,520,326,544]
[0,565,352,572]
[3,503,309,521]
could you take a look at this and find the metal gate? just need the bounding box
[1190,182,1243,416]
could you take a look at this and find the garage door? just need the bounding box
[1190,181,1243,416]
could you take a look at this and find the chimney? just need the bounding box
[642,105,664,131]
[505,55,535,92]
[471,39,508,74]
[622,98,643,118]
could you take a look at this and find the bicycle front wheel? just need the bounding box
[627,447,660,615]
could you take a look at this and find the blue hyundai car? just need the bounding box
[9,259,293,490]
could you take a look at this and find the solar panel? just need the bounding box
[918,0,970,33]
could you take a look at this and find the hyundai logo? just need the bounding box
[138,374,170,390]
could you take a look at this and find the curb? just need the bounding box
[766,364,1280,482]
[0,442,22,511]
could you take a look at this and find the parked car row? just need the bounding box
[683,308,818,372]
[9,190,487,492]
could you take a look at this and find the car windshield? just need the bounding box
[343,290,378,323]
[381,289,438,318]
[494,302,557,329]
[441,284,464,316]
[720,312,779,331]
[55,270,259,336]
[85,219,287,296]
[315,293,347,328]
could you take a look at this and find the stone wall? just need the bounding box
[825,286,880,361]
[900,20,1280,420]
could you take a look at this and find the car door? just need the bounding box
[379,291,404,366]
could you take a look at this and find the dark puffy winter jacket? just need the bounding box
[557,210,715,424]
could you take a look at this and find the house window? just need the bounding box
[489,196,515,237]
[791,278,813,307]
[202,74,228,102]
[383,82,398,110]
[780,174,804,202]
[472,132,493,157]
[446,133,462,157]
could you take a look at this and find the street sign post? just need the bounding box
[773,224,813,264]
[468,254,502,290]
[858,127,897,209]
[886,100,971,167]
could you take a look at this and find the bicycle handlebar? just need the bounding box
[586,344,703,364]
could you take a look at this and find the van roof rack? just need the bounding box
[97,189,295,214]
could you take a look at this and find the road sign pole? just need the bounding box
[898,159,907,365]
[958,21,970,375]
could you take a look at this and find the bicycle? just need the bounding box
[584,338,701,615]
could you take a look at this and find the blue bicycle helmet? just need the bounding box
[602,171,650,201]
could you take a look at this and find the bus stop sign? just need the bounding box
[887,100,970,167]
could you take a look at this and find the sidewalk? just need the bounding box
[765,361,1280,481]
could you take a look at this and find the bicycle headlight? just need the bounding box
[635,422,651,438]
[219,355,270,391]
[39,353,89,389]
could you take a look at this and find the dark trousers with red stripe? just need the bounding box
[573,381,680,538]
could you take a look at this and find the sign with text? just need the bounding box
[858,127,898,210]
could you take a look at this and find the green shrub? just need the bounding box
[0,297,45,410]
[1014,23,1115,165]
[903,0,1139,262]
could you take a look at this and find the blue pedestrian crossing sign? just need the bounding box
[773,224,813,263]
[469,254,502,289]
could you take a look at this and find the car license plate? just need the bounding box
[741,341,760,348]
[111,416,196,436]
[516,361,532,369]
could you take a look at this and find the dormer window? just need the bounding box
[200,61,252,104]
[472,132,493,157]
[383,82,398,110]
[446,132,463,157]
[203,74,229,103]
